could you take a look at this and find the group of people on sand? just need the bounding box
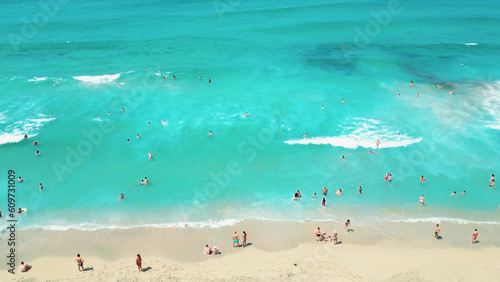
[204,245,220,255]
[231,231,248,247]
[315,221,351,245]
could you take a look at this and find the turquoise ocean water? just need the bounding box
[0,0,499,231]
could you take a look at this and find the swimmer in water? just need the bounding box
[33,141,38,146]
[460,62,464,66]
[462,191,466,195]
[341,98,345,103]
[245,112,249,117]
[450,191,457,196]
[304,133,307,138]
[121,108,125,111]
[39,183,43,191]
[141,180,144,185]
[209,131,213,136]
[148,121,151,125]
[322,198,326,207]
[208,78,211,83]
[144,177,149,184]
[409,81,414,86]
[18,177,24,183]
[322,186,328,196]
[199,76,202,80]
[312,193,316,200]
[35,150,40,156]
[172,75,176,79]
[148,152,153,159]
[449,91,453,95]
[420,175,426,184]
[293,192,298,201]
[117,193,125,201]
[163,76,166,80]
[54,82,58,86]
[162,120,167,125]
[341,155,345,160]
[24,134,28,139]
[397,93,401,98]
[137,134,140,138]
[107,112,110,115]
[369,150,375,154]
[358,186,362,194]
[490,174,495,187]
[336,189,342,196]
[321,105,325,109]
[127,139,129,143]
[297,190,302,197]
[437,84,443,89]
[419,194,424,205]
[417,93,420,97]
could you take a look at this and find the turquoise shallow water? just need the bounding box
[0,0,499,230]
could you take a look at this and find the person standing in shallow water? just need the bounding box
[435,224,440,238]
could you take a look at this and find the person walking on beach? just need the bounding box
[419,195,425,206]
[435,224,440,239]
[136,254,143,271]
[471,229,479,244]
[315,227,322,241]
[232,231,240,247]
[332,230,338,244]
[242,231,247,247]
[75,254,84,271]
[344,219,351,232]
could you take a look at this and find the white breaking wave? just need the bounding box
[27,77,48,82]
[19,218,243,231]
[480,81,500,130]
[0,115,56,145]
[390,217,500,225]
[461,43,478,46]
[284,118,423,149]
[74,73,120,84]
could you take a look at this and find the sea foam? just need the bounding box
[74,73,120,84]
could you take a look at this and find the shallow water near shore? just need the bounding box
[0,0,499,231]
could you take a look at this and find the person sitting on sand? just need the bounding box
[205,245,212,255]
[19,262,31,272]
[320,232,327,241]
[213,246,219,255]
[232,231,240,247]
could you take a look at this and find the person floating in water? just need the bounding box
[420,175,426,184]
[209,131,213,136]
[208,78,211,83]
[117,193,125,201]
[304,133,307,138]
[39,183,43,191]
[148,152,153,159]
[322,186,328,196]
[450,191,457,196]
[409,81,414,86]
[336,189,342,196]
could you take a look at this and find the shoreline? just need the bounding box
[2,218,500,281]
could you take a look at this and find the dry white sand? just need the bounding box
[2,219,500,281]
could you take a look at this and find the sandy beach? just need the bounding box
[2,219,500,281]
